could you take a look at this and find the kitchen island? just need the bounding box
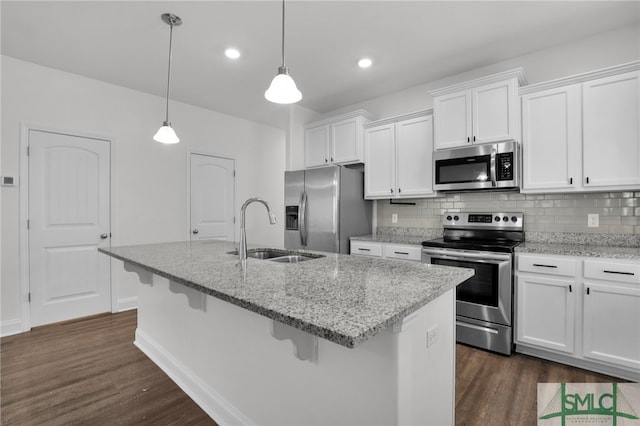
[100,240,474,426]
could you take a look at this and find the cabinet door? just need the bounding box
[433,90,472,149]
[583,71,640,189]
[472,79,518,144]
[583,282,640,371]
[521,85,581,193]
[331,118,361,164]
[516,274,575,354]
[364,124,395,199]
[396,115,434,198]
[304,125,330,168]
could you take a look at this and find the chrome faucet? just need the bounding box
[239,197,277,261]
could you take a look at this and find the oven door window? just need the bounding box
[431,258,499,307]
[435,155,491,185]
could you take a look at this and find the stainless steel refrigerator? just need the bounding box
[285,166,372,254]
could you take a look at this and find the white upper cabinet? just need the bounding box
[521,63,640,193]
[521,84,582,192]
[430,69,526,150]
[304,110,374,168]
[582,71,640,189]
[364,123,395,198]
[364,111,435,199]
[432,91,471,149]
[304,125,330,168]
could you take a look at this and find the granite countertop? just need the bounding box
[100,240,473,349]
[350,234,428,246]
[515,242,640,260]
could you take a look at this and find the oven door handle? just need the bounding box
[422,248,510,263]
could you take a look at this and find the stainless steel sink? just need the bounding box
[269,255,313,263]
[227,248,324,263]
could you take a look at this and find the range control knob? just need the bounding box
[453,215,459,221]
[511,216,518,222]
[494,216,501,222]
[503,216,509,222]
[446,215,452,221]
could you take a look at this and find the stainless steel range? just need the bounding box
[421,212,524,355]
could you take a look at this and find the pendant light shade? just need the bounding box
[153,121,179,144]
[265,66,302,104]
[265,0,302,104]
[154,13,182,144]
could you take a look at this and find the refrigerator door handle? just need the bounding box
[299,191,308,246]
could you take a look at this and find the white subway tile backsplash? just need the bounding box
[377,191,639,239]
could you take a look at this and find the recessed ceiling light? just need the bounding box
[225,48,241,59]
[357,58,372,69]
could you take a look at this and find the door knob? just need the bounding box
[192,229,199,234]
[100,233,109,239]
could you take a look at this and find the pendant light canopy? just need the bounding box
[154,13,182,144]
[265,0,302,104]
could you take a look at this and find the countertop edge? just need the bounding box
[99,246,472,348]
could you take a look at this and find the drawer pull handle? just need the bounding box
[394,251,409,255]
[569,285,572,293]
[587,287,590,295]
[533,264,558,268]
[603,270,635,276]
[358,248,371,252]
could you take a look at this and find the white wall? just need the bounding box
[1,56,286,334]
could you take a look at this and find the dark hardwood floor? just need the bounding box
[1,311,622,425]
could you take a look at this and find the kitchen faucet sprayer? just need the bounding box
[239,197,277,261]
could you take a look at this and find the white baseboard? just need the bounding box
[117,296,137,312]
[134,328,254,426]
[516,344,640,382]
[1,319,26,337]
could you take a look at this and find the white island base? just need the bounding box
[132,270,456,426]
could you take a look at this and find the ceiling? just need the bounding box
[2,1,639,129]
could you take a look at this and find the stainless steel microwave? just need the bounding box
[433,140,520,192]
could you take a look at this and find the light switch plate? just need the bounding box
[391,214,398,224]
[588,213,599,228]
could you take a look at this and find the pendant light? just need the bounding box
[154,13,182,144]
[264,0,302,104]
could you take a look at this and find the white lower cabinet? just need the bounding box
[351,240,421,262]
[582,259,640,371]
[516,274,575,354]
[516,253,640,380]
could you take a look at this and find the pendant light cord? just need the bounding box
[165,21,174,123]
[281,0,286,68]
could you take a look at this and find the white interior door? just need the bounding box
[28,129,111,327]
[189,154,235,241]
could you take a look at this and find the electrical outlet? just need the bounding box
[426,325,438,348]
[391,213,398,224]
[588,213,599,228]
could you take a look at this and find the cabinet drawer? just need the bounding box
[584,260,640,284]
[517,254,577,277]
[383,244,422,261]
[350,241,383,257]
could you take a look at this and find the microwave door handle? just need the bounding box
[490,147,497,187]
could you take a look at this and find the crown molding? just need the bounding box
[364,109,433,128]
[305,109,376,128]
[519,61,640,95]
[428,68,527,97]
